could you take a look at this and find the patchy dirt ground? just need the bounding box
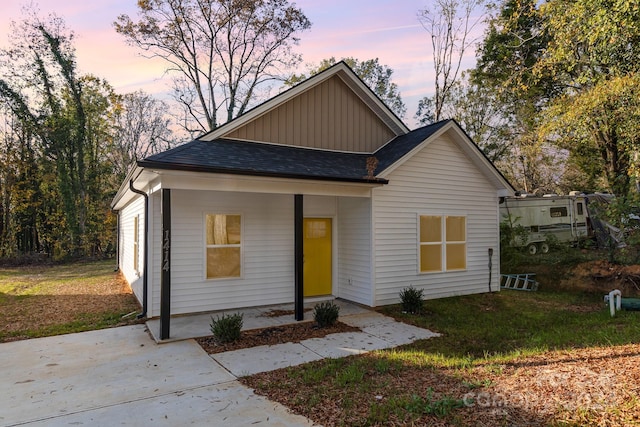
[524,257,640,297]
[0,262,142,342]
[565,259,640,296]
[242,344,640,426]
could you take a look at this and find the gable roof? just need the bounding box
[199,61,409,144]
[111,63,514,210]
[137,119,513,192]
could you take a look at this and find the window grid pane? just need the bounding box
[446,243,466,270]
[420,244,442,272]
[420,216,441,243]
[445,216,466,242]
[207,247,241,279]
[207,214,241,245]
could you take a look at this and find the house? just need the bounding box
[111,62,514,339]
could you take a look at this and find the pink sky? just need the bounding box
[1,0,483,128]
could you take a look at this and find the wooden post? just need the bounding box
[160,189,171,340]
[294,194,304,321]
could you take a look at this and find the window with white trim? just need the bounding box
[133,215,140,274]
[419,215,466,272]
[205,214,241,279]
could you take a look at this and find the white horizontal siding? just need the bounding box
[118,196,145,306]
[150,190,296,316]
[337,197,373,305]
[304,195,337,216]
[373,134,501,306]
[149,193,161,317]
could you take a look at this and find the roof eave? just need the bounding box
[110,165,142,210]
[138,160,389,185]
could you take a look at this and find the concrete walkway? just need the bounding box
[1,304,439,426]
[211,310,439,376]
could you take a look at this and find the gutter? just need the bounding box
[137,160,390,185]
[129,179,149,319]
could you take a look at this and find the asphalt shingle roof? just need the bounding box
[138,121,454,184]
[374,120,451,173]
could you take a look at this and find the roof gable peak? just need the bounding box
[199,61,409,144]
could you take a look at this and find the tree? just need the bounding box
[441,76,512,163]
[109,91,175,180]
[472,0,640,197]
[115,0,311,135]
[285,57,407,118]
[534,0,640,198]
[470,0,558,193]
[0,11,115,257]
[418,0,486,121]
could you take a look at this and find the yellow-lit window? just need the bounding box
[419,215,466,272]
[133,215,139,274]
[419,216,442,272]
[206,214,241,279]
[445,216,466,270]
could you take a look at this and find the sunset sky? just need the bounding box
[1,0,484,128]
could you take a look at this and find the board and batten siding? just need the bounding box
[337,197,373,306]
[118,196,145,306]
[372,134,501,306]
[223,75,395,153]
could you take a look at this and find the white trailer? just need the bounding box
[500,193,592,254]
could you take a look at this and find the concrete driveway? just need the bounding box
[0,325,315,426]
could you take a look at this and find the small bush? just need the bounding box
[209,312,243,343]
[313,301,340,327]
[400,286,424,314]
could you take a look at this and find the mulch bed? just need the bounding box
[195,321,360,354]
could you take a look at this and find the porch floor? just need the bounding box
[146,298,372,343]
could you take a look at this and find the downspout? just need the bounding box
[129,179,149,319]
[114,213,119,272]
[488,247,494,292]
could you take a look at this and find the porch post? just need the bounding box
[294,194,304,321]
[160,188,171,340]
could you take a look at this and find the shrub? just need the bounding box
[400,286,424,314]
[313,301,340,327]
[209,312,243,343]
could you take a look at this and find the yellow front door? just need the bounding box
[303,218,332,297]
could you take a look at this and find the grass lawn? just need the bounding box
[242,288,640,426]
[0,260,142,342]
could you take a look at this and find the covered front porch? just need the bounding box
[146,298,371,343]
[140,168,384,340]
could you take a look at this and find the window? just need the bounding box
[419,215,466,272]
[577,202,584,215]
[206,214,241,279]
[550,207,567,217]
[133,215,139,274]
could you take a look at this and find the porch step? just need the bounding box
[500,273,539,291]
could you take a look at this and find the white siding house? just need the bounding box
[111,62,514,339]
[372,133,502,305]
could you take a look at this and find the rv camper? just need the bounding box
[500,193,592,254]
